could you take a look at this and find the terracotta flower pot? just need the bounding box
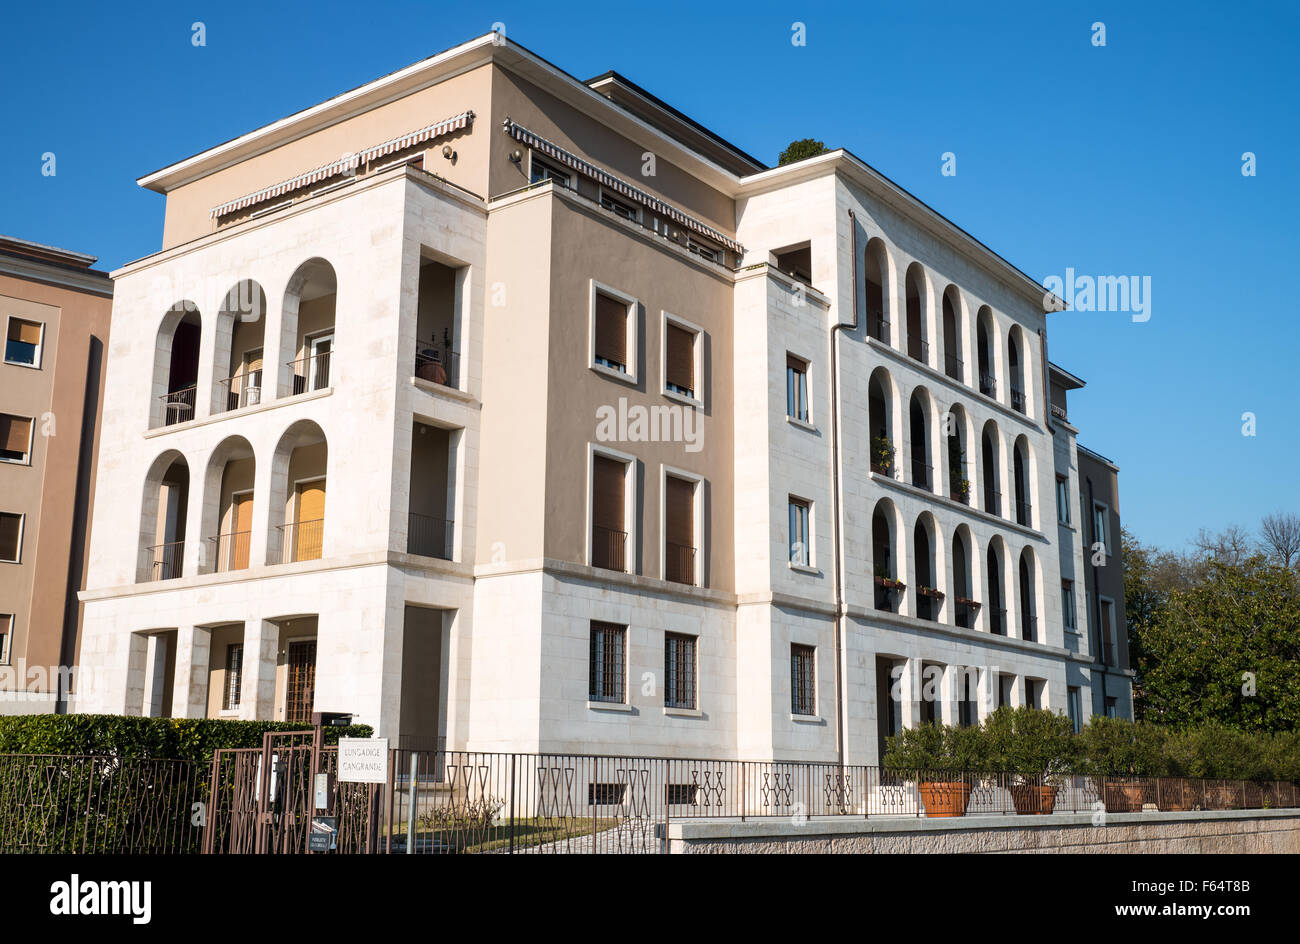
[1009,783,1058,815]
[919,781,972,818]
[1102,781,1145,813]
[1157,778,1193,812]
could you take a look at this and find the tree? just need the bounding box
[778,138,830,166]
[1193,524,1252,565]
[1260,511,1300,568]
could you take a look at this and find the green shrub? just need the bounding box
[883,722,986,772]
[982,706,1076,778]
[1076,716,1170,777]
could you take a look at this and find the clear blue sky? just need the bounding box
[5,1,1296,551]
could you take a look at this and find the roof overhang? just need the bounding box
[1049,361,1087,390]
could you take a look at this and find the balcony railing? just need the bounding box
[868,315,890,344]
[665,542,696,585]
[984,487,1002,516]
[979,372,997,398]
[910,459,932,491]
[216,374,263,413]
[146,541,184,581]
[415,348,459,389]
[908,337,929,365]
[945,353,963,381]
[1016,499,1032,527]
[209,531,252,573]
[1010,385,1026,414]
[289,350,332,396]
[1022,613,1038,643]
[955,598,981,629]
[988,606,1007,635]
[591,526,627,572]
[279,518,324,563]
[160,385,196,426]
[407,513,453,560]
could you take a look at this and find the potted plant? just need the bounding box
[883,723,983,817]
[870,436,895,476]
[872,562,905,592]
[1078,717,1165,812]
[917,586,945,601]
[983,707,1075,814]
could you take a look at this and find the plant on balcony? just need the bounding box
[916,585,946,600]
[983,706,1076,814]
[955,596,982,610]
[883,723,984,817]
[870,436,895,474]
[873,563,905,591]
[952,477,972,502]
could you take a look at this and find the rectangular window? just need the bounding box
[665,783,698,806]
[223,643,244,711]
[285,639,316,724]
[1092,503,1108,553]
[998,673,1015,709]
[1026,679,1044,711]
[0,614,10,664]
[591,454,628,572]
[788,497,811,566]
[1067,686,1082,733]
[664,632,697,709]
[664,321,696,399]
[530,155,571,188]
[0,414,33,463]
[664,475,696,585]
[588,782,626,806]
[593,291,629,373]
[589,621,626,704]
[791,643,815,715]
[1056,475,1070,525]
[0,513,22,563]
[1100,598,1116,666]
[1062,579,1076,630]
[786,354,809,421]
[599,189,638,221]
[686,236,721,263]
[4,318,43,367]
[1105,696,1118,718]
[958,671,978,727]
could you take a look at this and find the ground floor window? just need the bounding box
[791,644,815,715]
[285,639,316,723]
[664,632,696,709]
[223,642,244,711]
[589,621,626,704]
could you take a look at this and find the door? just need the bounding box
[230,493,254,569]
[308,334,332,390]
[285,640,317,724]
[294,480,325,561]
[242,349,264,406]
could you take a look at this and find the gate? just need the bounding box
[203,730,378,854]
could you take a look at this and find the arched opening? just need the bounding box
[1019,548,1037,642]
[201,436,256,574]
[981,420,1001,515]
[151,301,201,428]
[868,368,895,475]
[952,526,976,628]
[865,237,889,343]
[213,280,267,413]
[1008,327,1027,414]
[945,404,970,503]
[976,306,996,398]
[942,285,962,381]
[269,420,328,564]
[909,388,932,490]
[280,258,337,398]
[905,263,927,364]
[987,539,1007,635]
[1013,435,1032,527]
[139,451,189,582]
[913,514,942,621]
[872,500,902,612]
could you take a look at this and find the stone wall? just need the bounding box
[666,809,1300,854]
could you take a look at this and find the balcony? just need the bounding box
[289,350,332,396]
[910,459,932,491]
[146,542,184,581]
[908,337,929,365]
[916,586,944,622]
[1016,500,1032,527]
[945,353,963,381]
[407,513,453,560]
[159,386,196,426]
[979,373,997,398]
[592,525,627,572]
[988,606,1007,635]
[415,348,459,389]
[278,518,323,563]
[868,315,890,344]
[1010,385,1026,414]
[216,374,262,413]
[1022,613,1038,643]
[984,487,1002,516]
[955,597,981,629]
[873,575,904,613]
[209,531,252,573]
[665,541,696,585]
[870,437,895,477]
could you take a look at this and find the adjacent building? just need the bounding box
[0,236,113,712]
[76,32,1132,760]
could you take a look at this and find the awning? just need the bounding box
[210,153,361,219]
[503,118,743,254]
[359,110,474,163]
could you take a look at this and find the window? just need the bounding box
[5,318,43,367]
[1100,598,1117,666]
[686,236,721,263]
[664,319,697,400]
[530,155,571,188]
[958,671,978,727]
[1067,686,1082,733]
[591,453,629,571]
[791,644,816,715]
[588,783,626,805]
[788,496,811,566]
[223,643,244,711]
[592,288,631,375]
[1105,696,1118,718]
[998,673,1016,709]
[599,189,638,221]
[0,414,33,463]
[0,614,10,664]
[1056,475,1071,525]
[589,621,626,704]
[1026,679,1044,710]
[664,474,696,585]
[1062,579,1076,631]
[1092,502,1109,554]
[664,632,697,709]
[0,513,22,563]
[786,354,809,422]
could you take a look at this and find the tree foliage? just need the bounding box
[778,138,829,165]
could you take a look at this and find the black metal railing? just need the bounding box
[209,531,252,572]
[147,541,184,581]
[1010,385,1026,414]
[592,526,627,572]
[908,337,929,364]
[945,353,962,380]
[160,385,196,426]
[217,374,263,412]
[415,348,459,389]
[984,487,1002,516]
[979,373,997,398]
[279,518,324,563]
[289,350,332,395]
[910,459,932,491]
[916,589,943,622]
[868,315,890,344]
[955,599,981,629]
[1016,499,1032,527]
[988,606,1007,635]
[407,514,453,560]
[665,542,696,585]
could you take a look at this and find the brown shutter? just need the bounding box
[592,456,625,531]
[0,514,20,560]
[2,415,32,454]
[665,324,694,393]
[665,476,694,547]
[8,319,42,344]
[594,293,628,367]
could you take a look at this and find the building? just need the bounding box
[76,32,1133,759]
[0,236,113,712]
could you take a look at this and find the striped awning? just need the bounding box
[502,118,743,254]
[359,110,474,163]
[210,153,361,219]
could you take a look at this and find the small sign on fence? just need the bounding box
[337,737,389,783]
[309,816,337,852]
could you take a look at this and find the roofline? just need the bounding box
[0,234,98,268]
[1049,361,1087,389]
[1078,443,1119,472]
[0,248,113,297]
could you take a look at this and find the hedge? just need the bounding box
[0,714,373,766]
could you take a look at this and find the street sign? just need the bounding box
[337,737,389,783]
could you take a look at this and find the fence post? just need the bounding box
[406,752,417,854]
[509,754,516,855]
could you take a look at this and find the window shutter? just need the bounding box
[1,415,31,454]
[594,293,628,367]
[665,324,694,393]
[8,320,42,345]
[592,456,625,531]
[0,514,20,560]
[665,476,694,547]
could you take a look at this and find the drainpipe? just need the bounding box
[828,209,861,765]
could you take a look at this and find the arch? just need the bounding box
[200,435,257,574]
[1018,546,1040,642]
[864,237,891,343]
[951,523,978,628]
[944,402,972,503]
[268,419,329,564]
[1008,325,1027,414]
[279,258,338,398]
[941,285,963,381]
[1013,433,1034,527]
[212,280,268,414]
[912,512,944,622]
[151,300,201,428]
[908,387,934,491]
[904,262,929,364]
[871,498,904,613]
[138,450,189,581]
[986,535,1009,635]
[868,367,898,475]
[976,305,997,398]
[980,419,1002,515]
